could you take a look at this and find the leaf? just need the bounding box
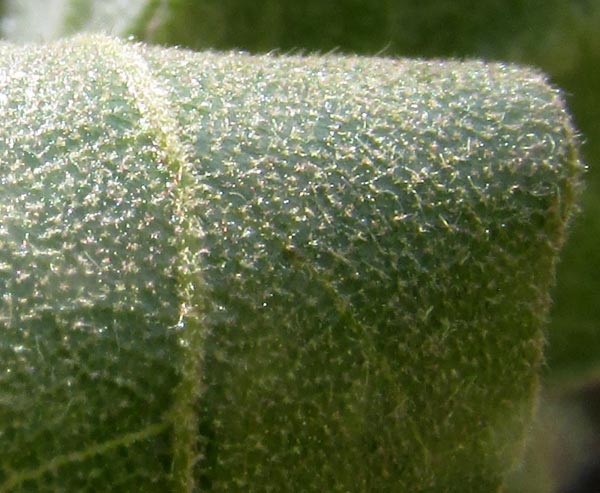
[0,34,584,492]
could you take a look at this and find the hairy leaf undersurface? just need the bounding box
[0,35,584,492]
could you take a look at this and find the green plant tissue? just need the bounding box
[0,35,583,492]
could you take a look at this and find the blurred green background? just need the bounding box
[0,1,598,490]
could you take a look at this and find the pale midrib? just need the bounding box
[106,38,205,493]
[0,37,204,492]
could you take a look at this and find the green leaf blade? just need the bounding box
[0,35,584,492]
